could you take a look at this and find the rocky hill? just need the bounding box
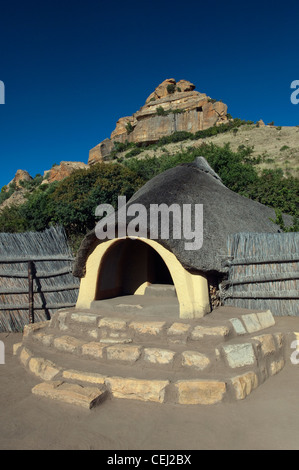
[88,78,228,164]
[0,162,88,212]
[1,78,298,213]
[109,122,299,179]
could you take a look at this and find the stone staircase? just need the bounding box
[13,304,292,409]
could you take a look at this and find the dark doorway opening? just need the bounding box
[95,239,174,300]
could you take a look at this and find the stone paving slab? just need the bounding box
[175,379,227,405]
[32,381,108,409]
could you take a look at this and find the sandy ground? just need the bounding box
[1,320,299,451]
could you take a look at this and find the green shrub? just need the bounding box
[156,106,167,116]
[172,108,184,114]
[167,83,176,94]
[125,122,134,134]
[0,182,17,205]
[125,148,142,158]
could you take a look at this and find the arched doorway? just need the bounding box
[76,236,211,319]
[95,238,174,300]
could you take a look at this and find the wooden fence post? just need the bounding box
[28,261,34,324]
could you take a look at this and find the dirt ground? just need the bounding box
[1,318,299,451]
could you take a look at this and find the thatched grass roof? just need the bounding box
[73,157,284,278]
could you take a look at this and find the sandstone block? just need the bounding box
[105,377,169,403]
[19,347,32,366]
[23,321,48,337]
[13,343,22,356]
[57,311,68,331]
[88,329,98,339]
[231,371,258,400]
[108,332,130,339]
[53,335,84,353]
[100,338,132,344]
[274,333,284,349]
[129,321,166,336]
[98,317,127,330]
[229,318,246,335]
[63,369,106,385]
[181,351,210,370]
[106,344,141,362]
[175,380,226,405]
[252,334,276,355]
[257,310,275,329]
[71,313,98,324]
[32,381,108,409]
[270,359,285,375]
[81,342,106,359]
[222,343,256,368]
[191,325,229,340]
[34,332,54,346]
[143,348,175,365]
[28,357,61,381]
[167,323,191,336]
[242,314,262,333]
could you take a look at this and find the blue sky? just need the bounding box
[0,0,298,189]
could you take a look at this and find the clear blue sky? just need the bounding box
[0,0,299,189]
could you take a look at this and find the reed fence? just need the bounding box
[221,232,299,316]
[0,226,79,332]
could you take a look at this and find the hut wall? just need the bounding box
[0,226,79,332]
[222,232,299,316]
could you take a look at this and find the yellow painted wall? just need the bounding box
[76,237,211,319]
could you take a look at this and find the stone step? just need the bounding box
[90,295,179,317]
[45,308,278,349]
[32,380,108,409]
[15,307,288,408]
[144,284,177,298]
[14,338,288,406]
[19,319,286,381]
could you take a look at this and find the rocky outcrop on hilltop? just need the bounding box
[7,169,32,189]
[43,161,88,184]
[0,162,89,211]
[88,78,228,164]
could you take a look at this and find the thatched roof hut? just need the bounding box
[73,157,285,319]
[73,157,281,279]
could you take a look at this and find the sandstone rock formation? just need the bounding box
[0,169,33,212]
[88,79,228,164]
[43,161,89,184]
[7,169,32,189]
[0,188,28,211]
